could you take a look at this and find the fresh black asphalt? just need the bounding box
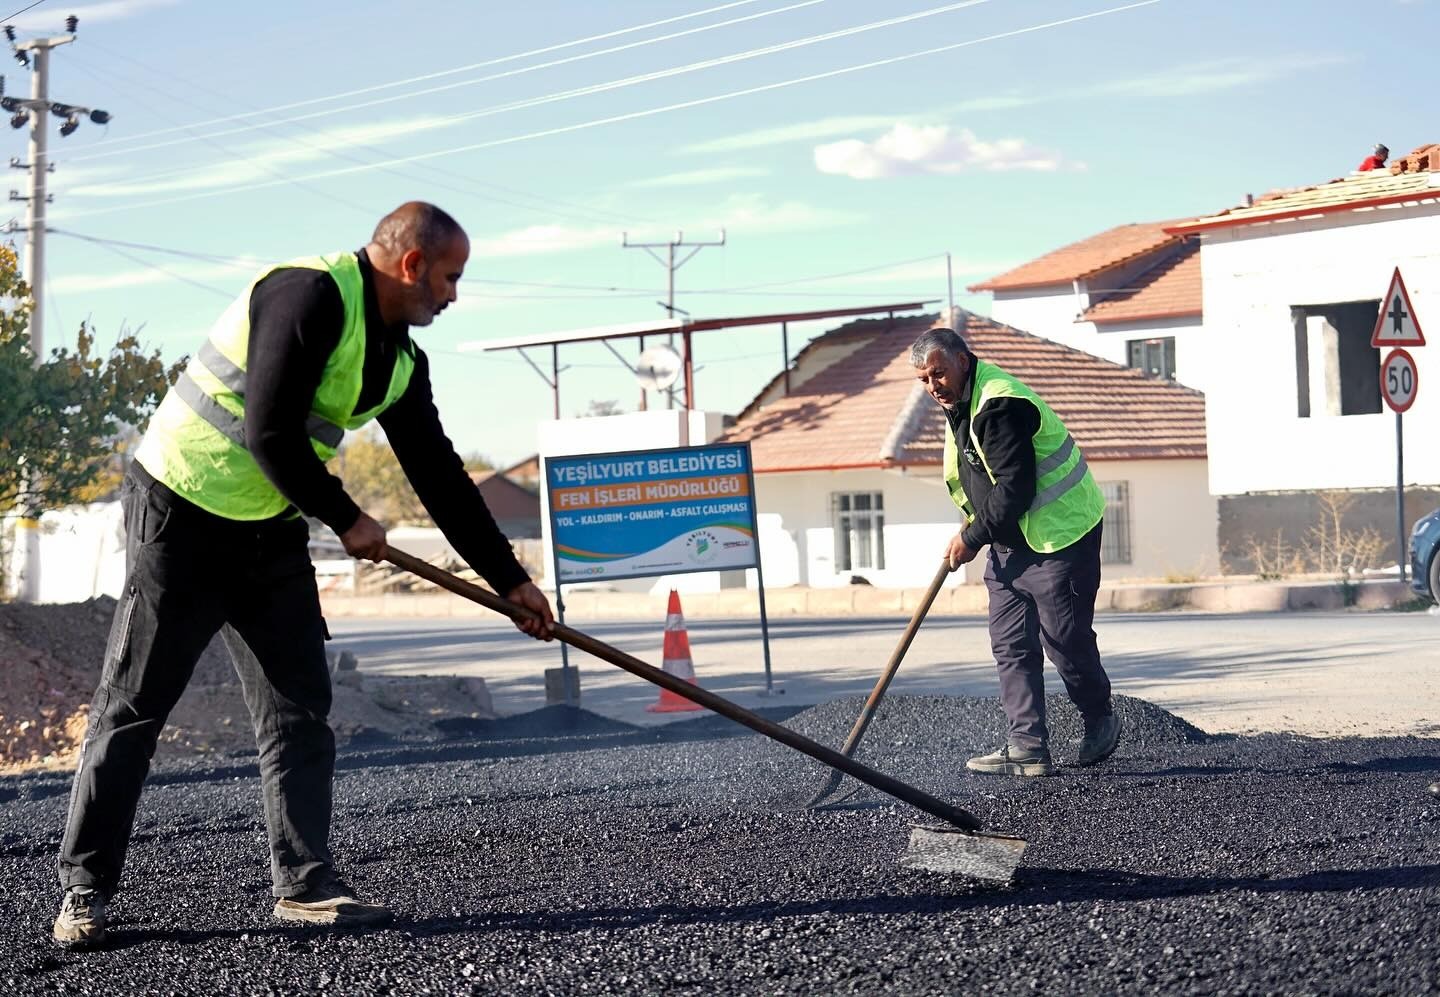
[2,694,1437,995]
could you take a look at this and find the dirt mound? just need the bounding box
[0,599,498,772]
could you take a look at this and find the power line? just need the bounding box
[79,236,236,299]
[65,0,983,186]
[66,0,832,165]
[77,0,781,150]
[1,2,47,22]
[46,227,259,265]
[72,38,649,229]
[52,0,1157,225]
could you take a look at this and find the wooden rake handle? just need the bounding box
[384,546,984,833]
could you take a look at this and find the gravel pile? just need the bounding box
[1,693,1437,994]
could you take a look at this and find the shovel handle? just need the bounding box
[384,547,984,833]
[838,560,951,756]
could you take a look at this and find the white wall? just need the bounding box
[750,467,968,588]
[990,287,1207,392]
[1200,204,1440,495]
[989,285,1089,347]
[35,502,126,603]
[1091,459,1219,580]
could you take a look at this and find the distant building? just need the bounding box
[1168,143,1440,561]
[469,468,542,539]
[716,310,1216,586]
[969,220,1206,391]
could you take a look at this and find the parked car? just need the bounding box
[1409,507,1440,602]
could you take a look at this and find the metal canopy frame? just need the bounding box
[463,300,939,415]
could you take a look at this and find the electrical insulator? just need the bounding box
[3,26,14,43]
[58,116,78,137]
[88,108,110,125]
[65,16,78,33]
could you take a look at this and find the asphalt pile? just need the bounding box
[1,693,1436,995]
[0,600,499,771]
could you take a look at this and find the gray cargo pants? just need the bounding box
[983,522,1111,750]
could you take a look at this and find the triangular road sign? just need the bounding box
[1372,268,1426,347]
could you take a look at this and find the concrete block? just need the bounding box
[1109,585,1192,612]
[1214,585,1291,613]
[805,588,856,614]
[1286,584,1346,612]
[852,587,905,615]
[1353,580,1411,610]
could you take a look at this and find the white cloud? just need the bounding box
[814,124,1075,180]
[50,259,258,295]
[628,166,769,188]
[676,114,912,155]
[67,116,459,198]
[10,0,178,29]
[471,194,856,259]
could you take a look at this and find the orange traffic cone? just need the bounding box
[646,589,704,713]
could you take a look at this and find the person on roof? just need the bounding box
[910,325,1120,779]
[1358,144,1389,171]
[51,201,556,950]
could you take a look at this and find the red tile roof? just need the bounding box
[1082,241,1202,325]
[968,219,1191,292]
[718,312,1207,472]
[1170,149,1440,234]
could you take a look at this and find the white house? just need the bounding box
[969,220,1209,392]
[1165,143,1440,556]
[718,310,1218,587]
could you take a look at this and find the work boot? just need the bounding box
[52,885,107,949]
[273,879,393,927]
[966,743,1055,777]
[1076,713,1121,767]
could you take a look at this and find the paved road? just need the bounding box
[330,609,1440,738]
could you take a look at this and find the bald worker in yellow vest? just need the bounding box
[53,202,554,949]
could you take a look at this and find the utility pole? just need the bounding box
[3,16,112,603]
[621,229,725,410]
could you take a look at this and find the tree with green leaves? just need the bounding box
[0,243,178,528]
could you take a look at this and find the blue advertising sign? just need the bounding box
[545,443,759,582]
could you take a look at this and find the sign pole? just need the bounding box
[743,446,777,695]
[1396,411,1407,584]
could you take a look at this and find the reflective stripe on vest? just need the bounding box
[133,252,415,521]
[184,341,345,450]
[942,361,1105,553]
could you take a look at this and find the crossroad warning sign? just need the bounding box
[1371,268,1426,348]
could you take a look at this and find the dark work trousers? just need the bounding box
[983,522,1111,751]
[58,468,335,899]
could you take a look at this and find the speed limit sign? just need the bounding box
[1381,348,1418,413]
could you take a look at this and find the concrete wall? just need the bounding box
[1218,486,1440,573]
[1200,203,1440,495]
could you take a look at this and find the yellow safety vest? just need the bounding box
[134,252,415,520]
[943,360,1105,553]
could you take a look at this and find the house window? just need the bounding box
[1099,481,1132,565]
[1293,300,1381,417]
[1127,337,1176,380]
[832,492,885,571]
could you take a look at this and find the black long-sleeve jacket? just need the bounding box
[243,248,529,595]
[945,359,1041,553]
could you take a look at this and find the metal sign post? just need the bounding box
[1373,268,1425,585]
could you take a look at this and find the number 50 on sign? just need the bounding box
[1381,348,1418,413]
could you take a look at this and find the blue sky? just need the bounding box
[8,0,1438,465]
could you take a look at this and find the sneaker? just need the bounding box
[1076,713,1122,767]
[53,886,107,949]
[273,879,392,927]
[966,743,1055,777]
